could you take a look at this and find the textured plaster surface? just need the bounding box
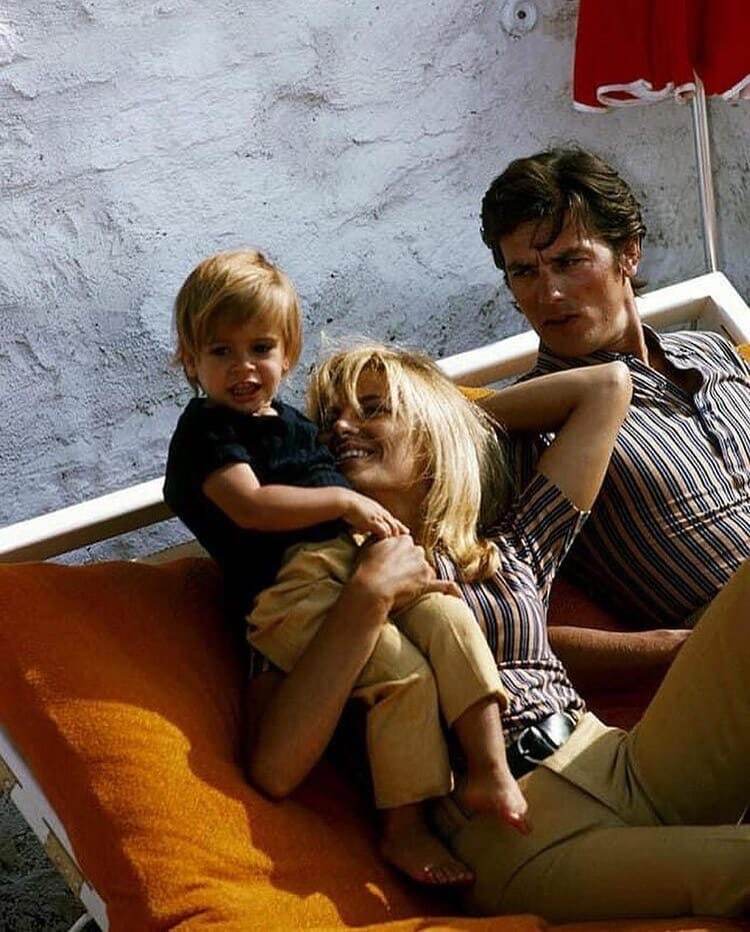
[0,0,749,926]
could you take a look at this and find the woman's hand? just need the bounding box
[353,535,462,614]
[340,489,410,539]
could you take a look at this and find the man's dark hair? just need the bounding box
[480,148,647,273]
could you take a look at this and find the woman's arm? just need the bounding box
[244,535,460,798]
[480,362,632,510]
[485,366,654,688]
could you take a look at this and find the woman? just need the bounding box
[245,343,750,922]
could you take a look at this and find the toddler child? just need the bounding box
[163,249,527,885]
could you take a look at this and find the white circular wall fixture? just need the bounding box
[500,0,538,38]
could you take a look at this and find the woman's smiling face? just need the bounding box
[310,344,502,553]
[321,369,427,505]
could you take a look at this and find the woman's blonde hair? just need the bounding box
[308,343,511,582]
[173,249,302,391]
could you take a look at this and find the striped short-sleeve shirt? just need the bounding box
[514,327,750,627]
[435,473,587,741]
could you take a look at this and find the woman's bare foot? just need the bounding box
[458,767,531,834]
[380,803,474,886]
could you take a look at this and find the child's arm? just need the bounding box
[203,462,408,538]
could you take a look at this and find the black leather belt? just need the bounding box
[505,710,578,779]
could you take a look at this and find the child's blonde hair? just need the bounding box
[173,249,302,391]
[308,343,511,583]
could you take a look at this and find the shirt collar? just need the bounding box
[197,396,291,433]
[536,325,686,371]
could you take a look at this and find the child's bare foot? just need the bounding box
[458,768,531,835]
[380,804,474,886]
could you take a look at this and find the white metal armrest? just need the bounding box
[0,478,171,563]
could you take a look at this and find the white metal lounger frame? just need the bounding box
[1,269,749,931]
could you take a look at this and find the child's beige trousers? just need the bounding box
[248,534,506,808]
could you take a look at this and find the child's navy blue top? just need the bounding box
[163,397,350,620]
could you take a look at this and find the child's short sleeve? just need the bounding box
[187,417,258,487]
[164,400,260,509]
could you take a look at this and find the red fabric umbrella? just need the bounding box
[574,0,750,111]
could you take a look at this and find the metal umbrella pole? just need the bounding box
[690,79,720,273]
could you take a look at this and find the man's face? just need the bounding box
[497,217,641,357]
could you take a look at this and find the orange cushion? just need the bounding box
[458,385,494,401]
[0,560,746,932]
[0,558,545,931]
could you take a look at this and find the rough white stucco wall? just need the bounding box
[0,0,749,926]
[2,0,749,549]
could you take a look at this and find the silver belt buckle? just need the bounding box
[515,725,549,765]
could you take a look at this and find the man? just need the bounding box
[480,147,750,680]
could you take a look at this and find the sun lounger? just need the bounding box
[1,271,749,932]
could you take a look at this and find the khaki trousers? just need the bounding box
[432,559,750,922]
[248,535,506,809]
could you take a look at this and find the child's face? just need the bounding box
[186,317,290,416]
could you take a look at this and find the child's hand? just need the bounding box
[341,490,409,539]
